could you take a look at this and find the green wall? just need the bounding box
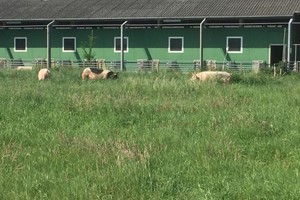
[50,28,201,61]
[0,26,286,65]
[203,27,285,64]
[0,29,47,59]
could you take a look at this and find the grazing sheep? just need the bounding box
[38,68,50,80]
[81,67,118,80]
[16,66,33,70]
[191,71,231,83]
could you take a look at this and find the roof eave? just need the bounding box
[0,14,295,22]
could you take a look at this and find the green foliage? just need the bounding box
[81,30,96,62]
[1,69,300,199]
[230,71,277,85]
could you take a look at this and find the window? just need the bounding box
[227,37,243,53]
[14,37,27,52]
[63,37,76,52]
[114,37,128,52]
[168,37,184,53]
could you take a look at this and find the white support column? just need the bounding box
[47,20,55,70]
[120,21,128,71]
[287,18,293,64]
[199,18,206,69]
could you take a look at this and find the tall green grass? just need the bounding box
[1,68,300,199]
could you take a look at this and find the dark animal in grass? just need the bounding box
[81,67,118,80]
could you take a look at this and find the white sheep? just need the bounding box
[16,66,33,70]
[38,68,50,80]
[191,71,231,83]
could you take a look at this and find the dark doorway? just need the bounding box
[270,45,284,66]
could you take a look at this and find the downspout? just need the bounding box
[287,18,293,65]
[120,21,128,71]
[199,18,206,69]
[47,20,55,70]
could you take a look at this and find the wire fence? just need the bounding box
[1,58,299,73]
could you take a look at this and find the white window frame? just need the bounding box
[114,37,129,53]
[14,37,27,52]
[168,37,184,53]
[226,36,243,53]
[62,37,76,52]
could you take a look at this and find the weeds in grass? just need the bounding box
[1,68,300,199]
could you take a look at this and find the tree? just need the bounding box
[81,30,96,65]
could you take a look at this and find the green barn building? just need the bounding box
[0,0,300,71]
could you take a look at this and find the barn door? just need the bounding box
[270,45,284,66]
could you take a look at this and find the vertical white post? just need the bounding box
[199,18,206,69]
[47,20,55,70]
[287,18,293,66]
[120,21,128,71]
[294,44,299,72]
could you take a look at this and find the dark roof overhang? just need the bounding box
[0,14,296,29]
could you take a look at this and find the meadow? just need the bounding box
[1,68,300,199]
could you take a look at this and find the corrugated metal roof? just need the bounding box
[0,0,299,21]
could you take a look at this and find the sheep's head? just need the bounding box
[191,72,199,80]
[108,71,119,80]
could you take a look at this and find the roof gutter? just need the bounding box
[47,15,295,21]
[0,14,293,23]
[0,15,293,28]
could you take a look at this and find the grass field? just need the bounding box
[1,68,300,199]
